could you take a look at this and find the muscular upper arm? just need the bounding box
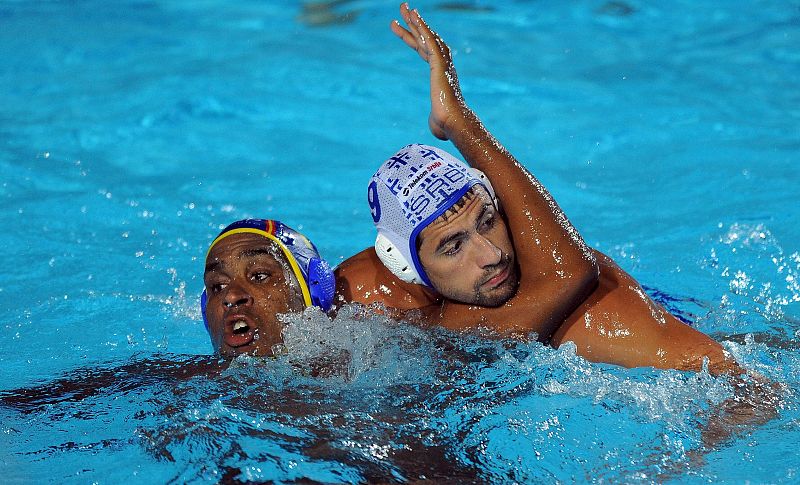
[551,253,742,375]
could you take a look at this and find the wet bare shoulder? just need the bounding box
[335,248,438,310]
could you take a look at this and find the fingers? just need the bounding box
[404,4,435,41]
[399,2,414,27]
[393,3,449,60]
[391,3,414,38]
[392,4,432,61]
[391,3,417,45]
[396,4,422,44]
[392,19,430,61]
[390,20,416,48]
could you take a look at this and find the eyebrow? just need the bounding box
[204,246,280,275]
[434,203,492,253]
[241,247,279,260]
[204,260,221,275]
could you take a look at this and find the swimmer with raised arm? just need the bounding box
[335,3,743,375]
[202,219,335,358]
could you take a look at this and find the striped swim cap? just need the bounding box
[200,219,335,332]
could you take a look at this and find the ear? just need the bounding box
[307,257,335,311]
[200,289,209,332]
[375,233,424,285]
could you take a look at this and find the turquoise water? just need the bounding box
[1,0,799,482]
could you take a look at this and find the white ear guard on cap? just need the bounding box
[375,232,423,284]
[373,166,497,286]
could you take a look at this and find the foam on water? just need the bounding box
[4,211,798,482]
[2,295,796,482]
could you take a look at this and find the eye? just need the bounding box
[209,282,227,294]
[443,240,462,256]
[250,271,272,283]
[479,212,496,232]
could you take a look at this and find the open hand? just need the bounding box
[390,3,467,140]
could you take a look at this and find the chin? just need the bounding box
[478,276,519,307]
[218,347,244,359]
[218,344,260,359]
[476,292,513,308]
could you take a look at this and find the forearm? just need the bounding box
[394,4,595,275]
[553,296,744,374]
[442,104,530,202]
[445,103,598,279]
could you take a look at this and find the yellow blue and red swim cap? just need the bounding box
[200,219,335,331]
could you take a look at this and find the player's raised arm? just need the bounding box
[392,4,598,337]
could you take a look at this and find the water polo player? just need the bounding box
[202,219,335,358]
[335,4,743,375]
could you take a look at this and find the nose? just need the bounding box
[473,234,502,268]
[223,281,253,309]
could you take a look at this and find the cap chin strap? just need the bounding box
[374,169,497,286]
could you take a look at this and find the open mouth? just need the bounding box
[224,316,256,348]
[232,319,249,334]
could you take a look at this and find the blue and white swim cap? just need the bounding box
[200,219,335,332]
[367,144,495,287]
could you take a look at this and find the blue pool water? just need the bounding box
[1,0,799,482]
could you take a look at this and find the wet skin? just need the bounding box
[203,233,304,358]
[332,3,601,339]
[335,3,739,374]
[417,187,518,307]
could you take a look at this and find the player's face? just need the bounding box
[204,233,304,357]
[418,189,518,307]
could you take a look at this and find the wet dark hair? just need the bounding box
[415,186,485,251]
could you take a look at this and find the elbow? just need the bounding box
[550,249,599,325]
[572,247,600,299]
[538,251,599,338]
